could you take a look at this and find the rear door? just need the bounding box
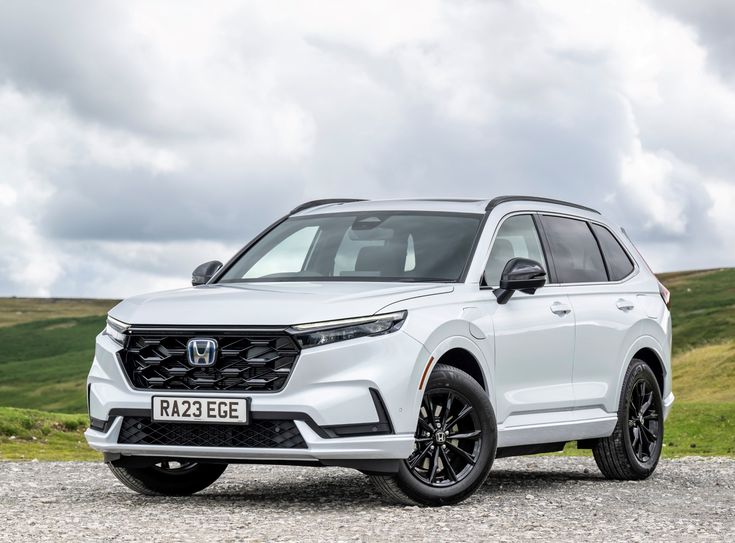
[539,215,644,414]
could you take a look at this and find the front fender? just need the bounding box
[407,335,494,432]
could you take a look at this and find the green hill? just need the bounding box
[0,269,733,459]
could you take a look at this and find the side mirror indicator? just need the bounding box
[192,260,223,286]
[494,258,546,304]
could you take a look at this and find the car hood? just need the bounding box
[109,282,454,327]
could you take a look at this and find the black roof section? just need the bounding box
[289,196,600,216]
[290,199,365,215]
[485,195,600,215]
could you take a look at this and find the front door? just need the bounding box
[477,214,576,424]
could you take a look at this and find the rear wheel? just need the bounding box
[370,364,496,506]
[593,359,664,480]
[108,460,227,496]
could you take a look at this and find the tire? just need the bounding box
[592,358,664,480]
[108,460,228,496]
[370,364,497,506]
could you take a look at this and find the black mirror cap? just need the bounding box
[192,260,223,286]
[495,257,546,304]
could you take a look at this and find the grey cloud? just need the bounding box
[1,1,734,297]
[647,0,735,80]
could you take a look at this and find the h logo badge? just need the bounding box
[186,338,218,367]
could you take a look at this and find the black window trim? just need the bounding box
[478,211,554,288]
[588,221,637,283]
[537,211,639,287]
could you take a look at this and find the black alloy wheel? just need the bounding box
[369,364,496,506]
[407,390,483,487]
[592,359,664,480]
[627,380,661,463]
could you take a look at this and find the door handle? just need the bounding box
[616,299,635,311]
[550,302,572,315]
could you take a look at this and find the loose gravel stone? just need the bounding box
[0,457,733,542]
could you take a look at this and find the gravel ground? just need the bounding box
[1,456,733,542]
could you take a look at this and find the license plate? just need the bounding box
[152,396,249,424]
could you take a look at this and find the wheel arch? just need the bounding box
[614,335,667,408]
[411,336,494,425]
[435,348,486,391]
[632,347,665,396]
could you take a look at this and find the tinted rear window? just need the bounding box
[591,224,634,280]
[541,216,607,283]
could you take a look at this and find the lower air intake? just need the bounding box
[117,417,307,449]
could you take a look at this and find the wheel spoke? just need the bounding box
[644,412,659,421]
[441,394,454,429]
[439,447,458,481]
[640,423,658,443]
[448,430,481,441]
[446,442,477,466]
[447,404,473,427]
[631,426,640,451]
[640,391,653,415]
[424,395,437,422]
[408,443,432,469]
[418,415,434,433]
[428,447,440,483]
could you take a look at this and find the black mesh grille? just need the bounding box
[118,417,306,448]
[120,331,300,392]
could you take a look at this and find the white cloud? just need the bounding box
[0,0,733,296]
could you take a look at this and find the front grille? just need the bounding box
[120,330,300,392]
[118,417,307,448]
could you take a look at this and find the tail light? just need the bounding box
[658,282,671,309]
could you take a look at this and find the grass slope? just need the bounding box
[0,316,106,412]
[0,407,100,461]
[560,403,735,457]
[0,298,117,328]
[1,268,734,461]
[659,268,735,353]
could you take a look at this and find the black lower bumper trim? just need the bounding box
[105,454,401,474]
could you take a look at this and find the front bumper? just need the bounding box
[86,330,430,462]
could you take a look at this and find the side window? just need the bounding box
[541,216,606,283]
[590,224,634,280]
[244,226,319,278]
[484,215,547,286]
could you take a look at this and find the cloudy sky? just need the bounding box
[1,0,734,298]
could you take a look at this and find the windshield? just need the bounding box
[217,212,483,283]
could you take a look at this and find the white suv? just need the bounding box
[85,196,674,506]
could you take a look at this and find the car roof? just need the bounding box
[291,196,600,217]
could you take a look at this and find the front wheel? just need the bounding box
[108,460,228,496]
[370,364,497,506]
[592,359,664,480]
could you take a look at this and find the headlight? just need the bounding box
[288,311,407,348]
[104,316,129,345]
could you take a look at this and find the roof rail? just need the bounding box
[290,198,365,215]
[485,195,600,215]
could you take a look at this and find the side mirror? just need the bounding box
[192,260,223,286]
[494,257,546,305]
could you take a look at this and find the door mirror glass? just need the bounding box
[494,257,546,304]
[192,260,223,286]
